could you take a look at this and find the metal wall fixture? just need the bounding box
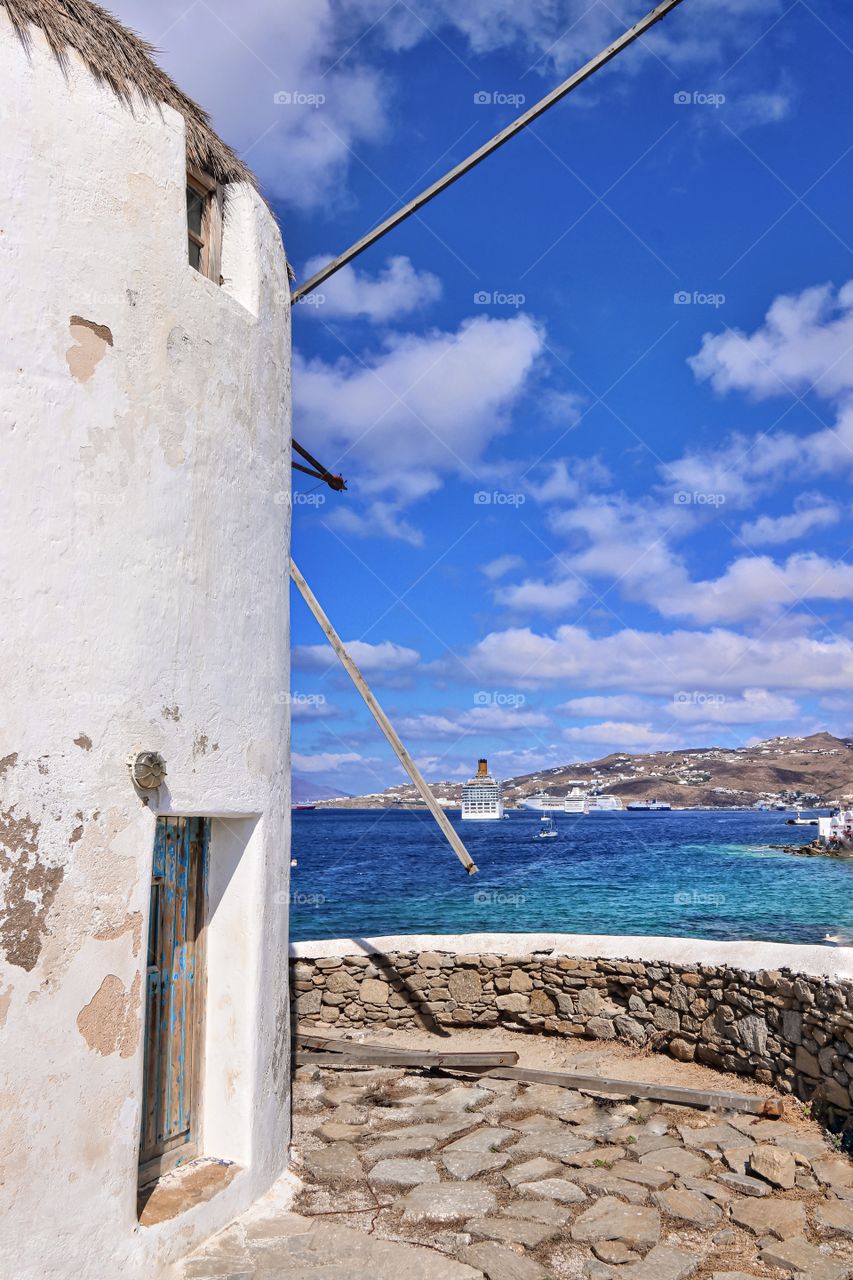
[129,750,167,790]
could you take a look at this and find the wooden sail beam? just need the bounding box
[290,560,479,875]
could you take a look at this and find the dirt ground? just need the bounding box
[327,1021,785,1101]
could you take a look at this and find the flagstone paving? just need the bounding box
[183,1060,853,1279]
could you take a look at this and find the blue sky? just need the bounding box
[116,0,853,794]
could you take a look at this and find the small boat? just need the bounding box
[786,810,818,826]
[535,816,559,840]
[292,803,316,811]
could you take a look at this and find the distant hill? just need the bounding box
[292,774,352,804]
[312,732,853,810]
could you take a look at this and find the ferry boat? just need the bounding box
[461,758,504,821]
[786,810,818,826]
[626,799,672,811]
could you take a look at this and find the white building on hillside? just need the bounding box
[0,1,292,1276]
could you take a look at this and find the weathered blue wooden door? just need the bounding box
[140,816,209,1176]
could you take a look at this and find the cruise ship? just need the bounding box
[461,758,504,821]
[520,786,623,814]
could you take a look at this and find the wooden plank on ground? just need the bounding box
[295,1049,519,1069]
[468,1064,782,1116]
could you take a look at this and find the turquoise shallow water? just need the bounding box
[290,808,853,945]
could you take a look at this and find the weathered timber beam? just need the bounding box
[295,1049,520,1069]
[468,1064,783,1116]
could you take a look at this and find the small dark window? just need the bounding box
[186,168,223,283]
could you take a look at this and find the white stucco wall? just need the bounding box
[0,13,292,1279]
[291,933,853,980]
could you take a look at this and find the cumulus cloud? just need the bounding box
[299,254,442,322]
[297,312,543,542]
[663,282,853,511]
[292,750,376,772]
[398,705,552,737]
[562,720,677,748]
[444,622,853,693]
[293,637,420,673]
[741,498,840,546]
[295,314,543,478]
[689,281,853,401]
[668,688,800,723]
[482,554,525,580]
[495,575,584,614]
[656,553,853,626]
[559,694,654,718]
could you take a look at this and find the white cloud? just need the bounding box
[445,621,853,693]
[734,89,792,129]
[562,720,676,748]
[689,281,853,401]
[398,705,552,737]
[482,554,525,581]
[495,576,584,614]
[291,697,339,720]
[362,0,785,77]
[293,637,420,673]
[559,694,653,718]
[656,552,853,626]
[668,688,799,723]
[529,457,611,504]
[327,500,428,546]
[292,750,375,773]
[741,498,840,546]
[295,313,544,546]
[299,254,442,321]
[664,282,853,511]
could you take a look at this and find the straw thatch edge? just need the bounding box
[2,0,255,188]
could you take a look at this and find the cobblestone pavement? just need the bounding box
[184,1061,853,1280]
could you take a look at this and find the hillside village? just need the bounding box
[310,732,853,811]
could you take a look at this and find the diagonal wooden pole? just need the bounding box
[290,560,479,875]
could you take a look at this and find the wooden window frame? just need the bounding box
[187,166,223,285]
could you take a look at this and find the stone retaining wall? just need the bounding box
[291,936,853,1118]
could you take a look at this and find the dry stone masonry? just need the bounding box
[292,946,853,1117]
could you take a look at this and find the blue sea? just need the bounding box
[289,807,853,946]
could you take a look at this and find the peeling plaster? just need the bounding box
[162,705,181,722]
[66,316,113,383]
[0,752,18,778]
[0,985,13,1027]
[73,734,92,751]
[76,972,141,1058]
[0,808,63,972]
[95,911,144,958]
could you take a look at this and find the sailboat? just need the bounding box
[535,815,559,840]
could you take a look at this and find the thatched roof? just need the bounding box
[2,0,254,186]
